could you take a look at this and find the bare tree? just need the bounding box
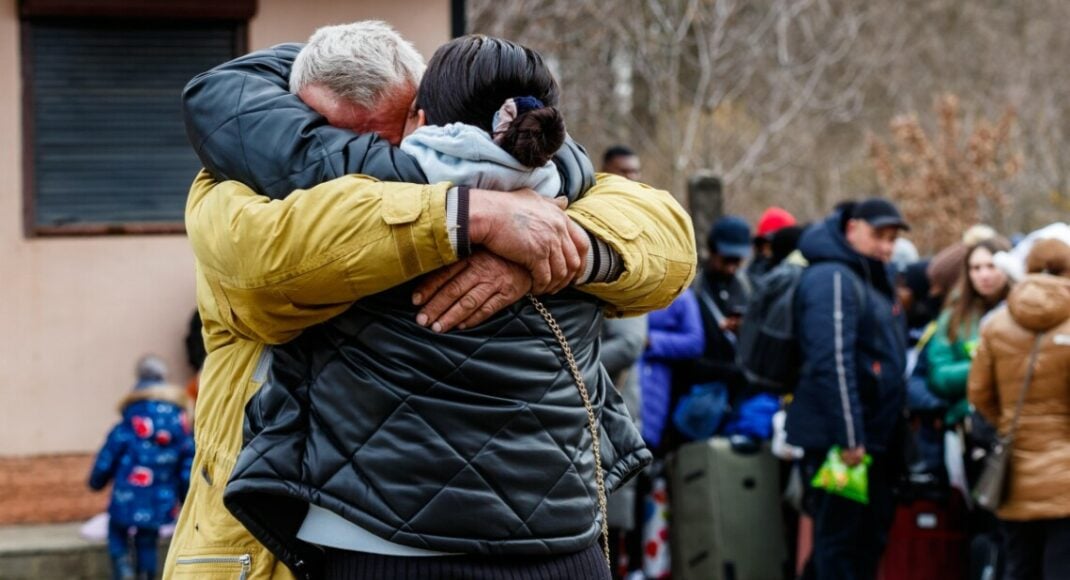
[470,0,1070,241]
[869,94,1021,254]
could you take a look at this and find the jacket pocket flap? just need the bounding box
[382,188,423,225]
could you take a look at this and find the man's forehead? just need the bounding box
[875,225,901,239]
[850,218,898,237]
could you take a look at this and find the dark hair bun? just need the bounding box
[499,106,566,168]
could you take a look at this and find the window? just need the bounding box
[21,1,253,235]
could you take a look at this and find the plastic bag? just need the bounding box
[810,446,872,504]
[672,382,729,441]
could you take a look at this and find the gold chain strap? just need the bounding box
[527,295,611,570]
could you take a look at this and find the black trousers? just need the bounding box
[800,452,896,580]
[322,543,610,580]
[1002,517,1070,580]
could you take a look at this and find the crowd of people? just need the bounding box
[600,146,1070,580]
[82,19,1070,580]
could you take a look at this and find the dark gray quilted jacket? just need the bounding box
[182,43,594,199]
[183,44,646,578]
[226,284,650,577]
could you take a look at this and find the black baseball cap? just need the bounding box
[851,198,910,231]
[707,216,752,259]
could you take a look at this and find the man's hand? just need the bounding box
[413,250,533,333]
[468,188,589,294]
[721,315,742,334]
[841,446,867,467]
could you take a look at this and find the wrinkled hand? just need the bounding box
[468,188,589,294]
[413,250,533,333]
[840,446,867,467]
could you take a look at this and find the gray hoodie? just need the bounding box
[400,123,562,198]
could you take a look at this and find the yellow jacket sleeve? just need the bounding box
[568,174,697,317]
[186,170,456,344]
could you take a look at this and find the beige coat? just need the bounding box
[968,274,1070,521]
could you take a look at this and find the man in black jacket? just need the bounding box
[685,216,752,398]
[789,199,909,580]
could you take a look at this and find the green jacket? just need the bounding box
[927,310,981,424]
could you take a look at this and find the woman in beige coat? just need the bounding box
[968,238,1070,580]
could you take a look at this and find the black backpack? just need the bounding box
[735,262,867,394]
[734,263,806,394]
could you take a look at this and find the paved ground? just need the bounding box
[0,523,92,553]
[0,523,168,580]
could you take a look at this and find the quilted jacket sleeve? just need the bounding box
[599,377,652,492]
[797,265,866,449]
[177,427,195,501]
[182,44,597,200]
[569,175,697,318]
[88,424,127,491]
[182,43,428,199]
[186,170,456,344]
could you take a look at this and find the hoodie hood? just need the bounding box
[400,123,562,199]
[1008,274,1070,332]
[799,211,895,297]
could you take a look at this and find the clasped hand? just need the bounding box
[412,188,590,332]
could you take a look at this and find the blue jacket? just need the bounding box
[89,384,194,529]
[786,213,907,452]
[639,289,705,447]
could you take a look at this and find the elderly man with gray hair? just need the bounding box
[167,21,695,579]
[289,22,425,145]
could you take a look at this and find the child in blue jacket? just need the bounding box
[89,355,194,580]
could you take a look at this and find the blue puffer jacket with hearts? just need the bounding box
[89,383,194,529]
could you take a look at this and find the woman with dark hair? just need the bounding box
[397,35,569,195]
[928,237,1013,426]
[223,35,648,580]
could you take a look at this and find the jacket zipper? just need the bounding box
[175,553,251,579]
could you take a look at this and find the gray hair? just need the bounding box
[290,21,425,107]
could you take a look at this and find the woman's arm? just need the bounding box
[927,313,973,400]
[646,291,706,361]
[967,333,1000,425]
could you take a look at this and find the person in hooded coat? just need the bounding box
[968,238,1070,580]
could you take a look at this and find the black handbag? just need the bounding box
[973,333,1044,512]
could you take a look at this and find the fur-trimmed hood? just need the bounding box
[119,384,189,413]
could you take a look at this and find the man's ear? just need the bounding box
[845,218,860,237]
[416,109,427,129]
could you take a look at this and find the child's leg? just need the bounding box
[133,527,159,579]
[107,519,134,580]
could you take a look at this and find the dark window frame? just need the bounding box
[20,2,252,237]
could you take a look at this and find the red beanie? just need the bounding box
[756,207,797,239]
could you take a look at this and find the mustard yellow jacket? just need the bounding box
[164,171,695,579]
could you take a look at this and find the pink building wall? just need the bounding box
[0,0,451,456]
